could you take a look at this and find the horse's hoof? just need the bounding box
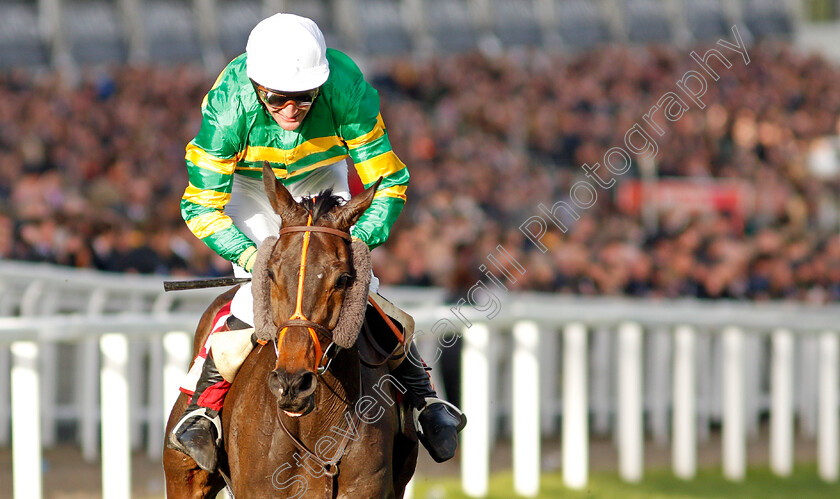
[416,403,465,463]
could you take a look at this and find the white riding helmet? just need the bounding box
[246,13,330,92]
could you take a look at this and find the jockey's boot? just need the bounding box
[392,343,467,463]
[167,315,252,471]
[168,353,226,471]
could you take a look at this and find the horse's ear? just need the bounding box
[333,177,383,230]
[262,162,301,220]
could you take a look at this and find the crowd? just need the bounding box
[2,42,840,303]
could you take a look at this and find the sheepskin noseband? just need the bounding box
[332,238,372,347]
[252,235,372,349]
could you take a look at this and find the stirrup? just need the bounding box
[170,407,223,447]
[412,397,467,437]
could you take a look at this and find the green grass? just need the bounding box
[412,464,840,498]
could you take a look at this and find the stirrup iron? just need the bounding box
[412,397,467,436]
[170,407,223,447]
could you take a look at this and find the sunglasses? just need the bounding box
[251,80,319,109]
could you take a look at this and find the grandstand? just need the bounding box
[0,1,839,301]
[0,0,801,70]
[4,1,840,498]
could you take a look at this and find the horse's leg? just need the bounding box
[392,406,419,499]
[163,392,225,498]
[163,289,237,498]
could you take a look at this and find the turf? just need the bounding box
[411,464,840,498]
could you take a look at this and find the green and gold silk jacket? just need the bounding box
[181,49,409,268]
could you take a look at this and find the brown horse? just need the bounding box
[164,163,417,498]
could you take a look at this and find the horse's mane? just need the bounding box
[298,188,343,222]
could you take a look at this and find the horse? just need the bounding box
[163,163,418,498]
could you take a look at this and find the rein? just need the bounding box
[274,217,352,375]
[275,363,363,499]
[274,219,362,499]
[273,219,358,499]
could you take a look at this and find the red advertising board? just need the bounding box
[616,179,755,217]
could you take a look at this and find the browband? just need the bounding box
[277,318,333,340]
[277,225,352,241]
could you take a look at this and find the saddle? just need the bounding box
[359,293,414,369]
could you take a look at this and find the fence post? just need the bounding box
[39,343,58,448]
[722,326,745,481]
[513,321,540,497]
[618,322,643,483]
[162,331,192,431]
[647,327,671,446]
[128,340,145,450]
[819,331,839,482]
[744,335,762,439]
[461,323,491,498]
[539,327,559,436]
[798,336,819,439]
[672,325,696,480]
[562,322,588,490]
[591,327,612,437]
[147,336,165,458]
[695,334,711,444]
[101,334,131,499]
[80,338,100,461]
[0,345,10,446]
[771,329,794,477]
[11,341,42,499]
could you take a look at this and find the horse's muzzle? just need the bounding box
[268,369,318,415]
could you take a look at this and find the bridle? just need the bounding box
[262,216,362,499]
[274,215,352,376]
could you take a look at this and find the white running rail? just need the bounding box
[1,262,838,498]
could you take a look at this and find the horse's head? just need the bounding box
[252,162,379,416]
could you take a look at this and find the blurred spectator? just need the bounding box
[1,45,840,304]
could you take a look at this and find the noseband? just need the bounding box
[274,216,352,375]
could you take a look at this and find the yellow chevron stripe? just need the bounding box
[235,155,349,178]
[243,136,345,164]
[374,184,407,201]
[355,152,406,185]
[345,114,386,149]
[186,144,237,175]
[183,183,231,209]
[185,212,233,239]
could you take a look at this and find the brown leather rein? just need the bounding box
[274,222,351,376]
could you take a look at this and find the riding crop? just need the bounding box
[163,277,252,292]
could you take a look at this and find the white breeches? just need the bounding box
[225,159,378,325]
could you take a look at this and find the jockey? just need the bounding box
[168,13,466,471]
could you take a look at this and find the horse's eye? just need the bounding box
[335,273,352,289]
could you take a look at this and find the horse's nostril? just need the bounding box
[298,372,315,394]
[270,370,316,400]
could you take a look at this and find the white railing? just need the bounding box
[1,262,839,497]
[0,261,447,499]
[416,295,840,496]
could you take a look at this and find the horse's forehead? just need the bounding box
[274,231,350,267]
